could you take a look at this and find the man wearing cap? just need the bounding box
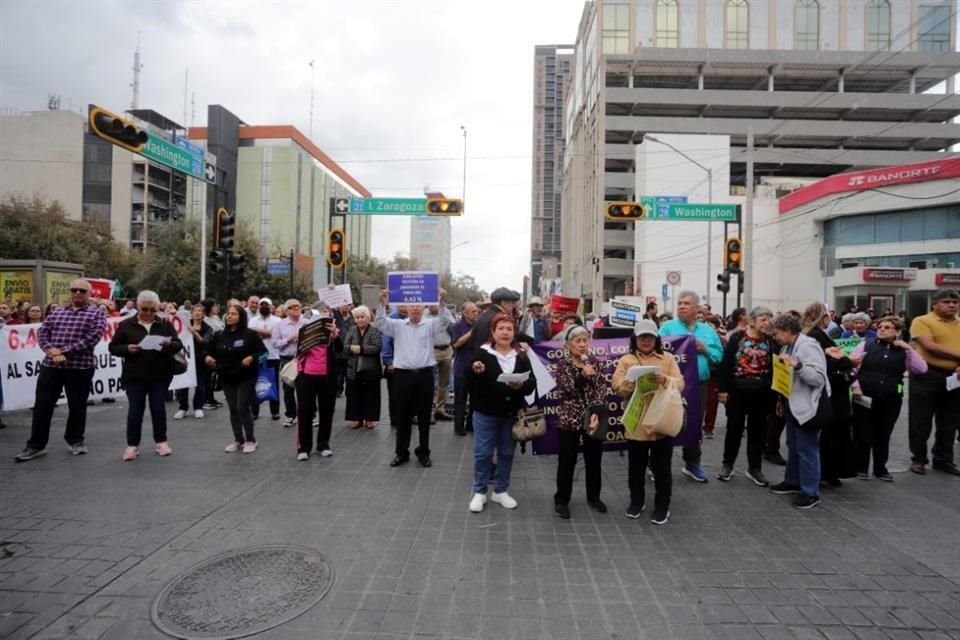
[908,288,960,476]
[469,288,522,352]
[248,297,282,420]
[519,296,548,343]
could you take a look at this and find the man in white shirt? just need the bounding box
[375,288,452,468]
[248,297,282,420]
[272,298,305,427]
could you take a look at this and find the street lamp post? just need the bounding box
[643,134,714,308]
[460,126,467,205]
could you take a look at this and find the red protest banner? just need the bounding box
[549,295,579,314]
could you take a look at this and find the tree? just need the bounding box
[0,195,138,286]
[441,272,487,309]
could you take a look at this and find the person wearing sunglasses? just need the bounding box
[108,290,183,461]
[15,279,107,462]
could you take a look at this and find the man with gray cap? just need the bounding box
[519,296,548,343]
[468,287,522,352]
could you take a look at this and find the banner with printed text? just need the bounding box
[0,271,34,304]
[529,336,701,454]
[1,314,197,411]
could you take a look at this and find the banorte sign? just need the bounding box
[935,273,960,286]
[780,157,960,214]
[862,268,917,283]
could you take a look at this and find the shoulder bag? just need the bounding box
[162,319,189,375]
[512,402,547,443]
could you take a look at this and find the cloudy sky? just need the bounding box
[0,0,587,292]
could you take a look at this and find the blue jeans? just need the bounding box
[125,380,172,447]
[473,411,516,494]
[784,412,821,497]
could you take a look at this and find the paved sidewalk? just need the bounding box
[1,392,959,640]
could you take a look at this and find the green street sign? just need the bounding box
[140,133,204,179]
[349,198,426,215]
[650,203,739,222]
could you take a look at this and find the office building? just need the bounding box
[530,45,574,296]
[560,0,960,311]
[410,192,452,273]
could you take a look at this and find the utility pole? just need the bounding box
[460,125,467,204]
[744,127,755,309]
[289,249,295,298]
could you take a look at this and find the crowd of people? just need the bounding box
[3,279,959,526]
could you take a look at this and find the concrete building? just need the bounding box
[530,45,574,295]
[0,108,188,249]
[188,124,372,285]
[560,0,960,311]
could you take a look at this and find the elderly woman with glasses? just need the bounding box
[553,324,608,519]
[108,290,183,461]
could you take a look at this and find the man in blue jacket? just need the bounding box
[659,290,724,483]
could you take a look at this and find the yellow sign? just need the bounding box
[772,356,793,398]
[45,271,77,305]
[0,271,34,304]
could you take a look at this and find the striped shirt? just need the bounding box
[37,304,107,370]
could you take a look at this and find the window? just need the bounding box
[602,3,631,54]
[794,0,820,50]
[655,0,679,48]
[725,0,749,49]
[865,0,891,50]
[918,4,951,53]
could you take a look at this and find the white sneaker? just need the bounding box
[224,442,241,453]
[491,492,518,509]
[297,452,309,461]
[242,442,258,454]
[173,410,186,420]
[469,493,487,513]
[319,449,333,457]
[194,409,204,419]
[282,417,295,428]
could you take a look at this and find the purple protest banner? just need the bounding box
[529,335,701,455]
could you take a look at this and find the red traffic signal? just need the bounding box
[604,202,647,221]
[88,105,148,153]
[328,228,346,268]
[426,198,463,216]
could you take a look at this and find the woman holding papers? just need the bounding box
[850,317,927,482]
[466,313,536,513]
[553,325,608,519]
[715,307,775,487]
[612,319,683,525]
[108,290,183,462]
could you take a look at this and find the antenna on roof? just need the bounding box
[308,60,315,141]
[130,32,143,110]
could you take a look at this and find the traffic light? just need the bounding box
[208,250,225,273]
[215,208,236,251]
[725,237,743,273]
[327,228,346,268]
[716,271,731,294]
[425,198,463,216]
[604,202,648,221]
[88,105,148,153]
[228,253,245,274]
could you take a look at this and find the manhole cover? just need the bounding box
[151,545,334,640]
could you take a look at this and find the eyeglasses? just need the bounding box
[70,288,89,294]
[288,304,301,309]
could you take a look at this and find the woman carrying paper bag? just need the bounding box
[612,319,684,526]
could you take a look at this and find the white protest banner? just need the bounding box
[317,284,354,309]
[1,313,197,411]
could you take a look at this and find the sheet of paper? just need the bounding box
[138,335,170,351]
[317,284,353,309]
[497,371,530,384]
[947,374,960,392]
[527,348,556,401]
[853,395,872,409]
[626,365,659,382]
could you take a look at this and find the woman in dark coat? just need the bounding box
[343,305,383,429]
[108,290,182,461]
[802,302,856,487]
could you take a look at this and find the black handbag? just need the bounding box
[799,388,832,431]
[161,319,188,375]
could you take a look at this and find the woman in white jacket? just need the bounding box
[768,313,829,509]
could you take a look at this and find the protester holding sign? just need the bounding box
[108,291,182,462]
[466,313,536,513]
[769,313,829,509]
[204,303,266,454]
[294,302,342,461]
[376,288,452,468]
[553,325,608,519]
[716,307,775,488]
[15,279,107,463]
[612,319,683,525]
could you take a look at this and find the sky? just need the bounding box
[0,0,587,293]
